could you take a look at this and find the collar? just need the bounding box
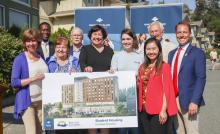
[72,44,82,52]
[41,41,49,45]
[179,43,190,51]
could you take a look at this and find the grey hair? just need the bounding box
[147,21,164,32]
[71,27,83,36]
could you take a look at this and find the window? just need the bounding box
[9,9,30,28]
[0,5,4,26]
[32,0,38,9]
[32,15,38,28]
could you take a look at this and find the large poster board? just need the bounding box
[42,71,138,130]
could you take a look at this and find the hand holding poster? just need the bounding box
[42,71,138,130]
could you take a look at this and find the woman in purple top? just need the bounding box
[11,29,48,134]
[47,37,78,73]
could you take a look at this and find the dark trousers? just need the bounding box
[139,112,168,134]
[118,127,140,134]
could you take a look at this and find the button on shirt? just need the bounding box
[171,43,190,82]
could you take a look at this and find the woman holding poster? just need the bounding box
[79,25,114,134]
[11,29,48,134]
[110,28,143,134]
[137,38,177,134]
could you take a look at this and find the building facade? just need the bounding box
[61,76,118,114]
[39,0,133,32]
[0,0,39,29]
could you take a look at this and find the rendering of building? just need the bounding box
[62,84,75,108]
[0,0,39,29]
[61,76,118,114]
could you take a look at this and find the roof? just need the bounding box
[208,32,215,36]
[190,20,203,26]
[49,10,74,18]
[201,28,207,33]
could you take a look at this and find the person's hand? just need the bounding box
[159,110,167,125]
[84,66,93,72]
[188,102,198,116]
[108,69,115,74]
[32,73,45,82]
[69,68,75,75]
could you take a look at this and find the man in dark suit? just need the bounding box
[37,22,54,61]
[168,21,206,134]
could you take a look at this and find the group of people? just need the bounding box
[11,20,206,134]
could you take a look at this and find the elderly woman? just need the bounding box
[47,37,78,73]
[11,29,48,134]
[79,25,114,134]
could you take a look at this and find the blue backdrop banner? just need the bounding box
[130,4,183,33]
[75,7,126,51]
[130,4,183,44]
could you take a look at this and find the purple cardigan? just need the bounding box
[11,52,32,119]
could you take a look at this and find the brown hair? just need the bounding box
[175,21,191,33]
[55,37,70,49]
[88,25,107,40]
[121,28,139,49]
[22,29,40,50]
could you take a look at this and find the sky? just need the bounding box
[148,0,196,11]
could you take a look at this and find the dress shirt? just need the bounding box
[41,41,49,59]
[171,43,190,77]
[72,44,82,60]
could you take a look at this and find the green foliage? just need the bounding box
[8,25,22,38]
[0,27,23,96]
[50,28,72,43]
[192,0,220,42]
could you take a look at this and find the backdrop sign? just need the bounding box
[130,4,183,44]
[75,7,126,51]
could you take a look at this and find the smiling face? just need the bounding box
[90,30,104,46]
[148,23,163,40]
[40,24,51,42]
[145,41,159,63]
[24,39,38,53]
[71,29,83,46]
[176,24,191,46]
[55,43,68,59]
[55,37,69,60]
[121,33,134,52]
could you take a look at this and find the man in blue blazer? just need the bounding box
[168,21,206,134]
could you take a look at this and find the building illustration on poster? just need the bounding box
[61,76,119,116]
[43,72,137,128]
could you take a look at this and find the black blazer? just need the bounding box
[37,41,54,61]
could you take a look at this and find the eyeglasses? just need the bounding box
[72,34,82,37]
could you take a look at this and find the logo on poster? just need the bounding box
[144,16,166,27]
[89,17,111,28]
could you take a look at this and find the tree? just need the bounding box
[0,28,22,96]
[192,0,220,42]
[50,28,71,43]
